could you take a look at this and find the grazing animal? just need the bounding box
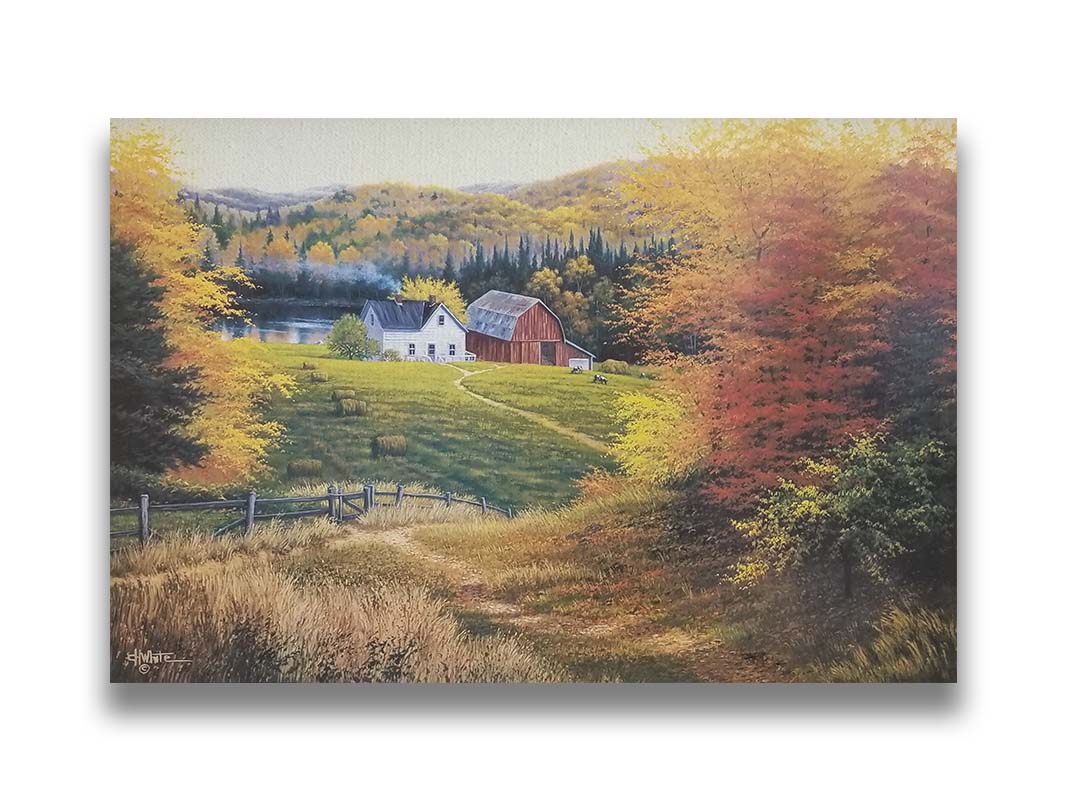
[593,374,608,385]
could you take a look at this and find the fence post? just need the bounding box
[245,491,256,535]
[364,483,374,511]
[395,484,405,508]
[507,507,513,519]
[480,496,487,515]
[336,485,345,522]
[327,485,337,522]
[138,494,150,544]
[445,491,452,508]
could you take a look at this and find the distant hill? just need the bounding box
[506,161,636,211]
[183,161,663,282]
[457,181,526,196]
[179,185,343,213]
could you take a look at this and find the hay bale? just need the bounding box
[331,389,357,401]
[336,399,369,417]
[287,458,323,478]
[308,371,328,383]
[301,361,318,370]
[599,359,631,375]
[372,434,407,458]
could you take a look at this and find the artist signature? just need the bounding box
[124,649,192,674]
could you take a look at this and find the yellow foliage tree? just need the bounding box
[525,267,562,306]
[307,241,336,265]
[398,275,468,324]
[338,245,361,264]
[611,391,706,485]
[263,236,297,267]
[110,127,294,484]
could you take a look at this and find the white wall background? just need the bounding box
[3,2,1066,798]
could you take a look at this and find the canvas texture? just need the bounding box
[109,119,957,683]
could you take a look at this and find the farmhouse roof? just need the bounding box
[363,299,464,331]
[467,290,541,340]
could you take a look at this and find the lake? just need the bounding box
[217,302,362,344]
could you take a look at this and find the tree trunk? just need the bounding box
[841,542,853,599]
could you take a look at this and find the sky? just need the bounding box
[112,118,698,192]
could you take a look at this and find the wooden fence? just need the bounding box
[109,484,513,544]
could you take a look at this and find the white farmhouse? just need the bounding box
[360,295,471,362]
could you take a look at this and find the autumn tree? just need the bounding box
[621,120,957,509]
[562,255,596,293]
[307,241,336,266]
[398,274,468,323]
[110,127,294,484]
[525,267,562,306]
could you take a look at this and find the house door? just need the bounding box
[540,341,556,365]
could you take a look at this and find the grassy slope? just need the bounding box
[463,364,655,443]
[257,344,614,509]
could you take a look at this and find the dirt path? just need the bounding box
[337,522,787,683]
[444,363,611,455]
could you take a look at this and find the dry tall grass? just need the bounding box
[110,519,336,578]
[111,566,566,682]
[819,606,957,682]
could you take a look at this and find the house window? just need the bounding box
[428,343,436,356]
[449,343,456,356]
[369,313,374,325]
[408,343,415,356]
[438,314,445,326]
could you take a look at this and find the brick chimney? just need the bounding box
[428,294,438,305]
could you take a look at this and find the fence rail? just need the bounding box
[109,484,513,544]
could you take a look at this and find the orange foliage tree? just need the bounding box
[620,120,956,508]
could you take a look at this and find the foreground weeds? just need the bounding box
[112,567,565,682]
[110,517,567,683]
[817,606,957,682]
[110,518,337,579]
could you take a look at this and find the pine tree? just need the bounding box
[110,237,205,484]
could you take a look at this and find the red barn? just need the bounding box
[466,290,595,369]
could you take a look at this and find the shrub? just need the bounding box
[731,434,954,597]
[301,361,317,370]
[308,371,328,383]
[326,314,378,360]
[598,359,630,375]
[287,458,323,478]
[382,349,402,362]
[331,389,356,401]
[372,435,407,457]
[336,399,369,417]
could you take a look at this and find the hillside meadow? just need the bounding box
[254,344,637,509]
[463,363,656,443]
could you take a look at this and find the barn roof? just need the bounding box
[467,290,541,341]
[362,299,458,331]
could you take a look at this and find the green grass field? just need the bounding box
[255,344,622,509]
[463,364,657,443]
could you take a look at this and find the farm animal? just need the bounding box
[593,374,608,385]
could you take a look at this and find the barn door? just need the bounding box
[540,341,556,365]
